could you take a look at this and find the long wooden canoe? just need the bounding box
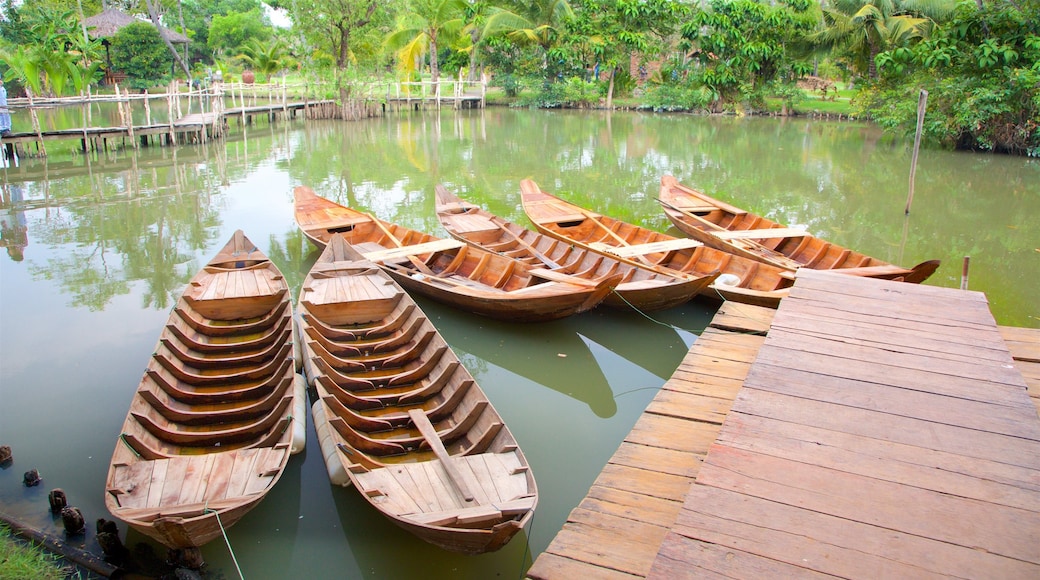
[434,185,714,312]
[518,179,796,308]
[294,185,620,322]
[104,230,306,550]
[658,174,941,283]
[301,235,537,554]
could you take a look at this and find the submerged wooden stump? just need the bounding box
[48,488,68,512]
[0,445,11,464]
[60,506,85,534]
[23,468,40,487]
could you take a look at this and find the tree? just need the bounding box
[565,0,689,108]
[857,0,1040,154]
[235,37,296,80]
[0,4,103,96]
[208,7,272,58]
[680,0,819,111]
[804,0,956,79]
[384,0,468,82]
[291,0,392,69]
[110,21,174,90]
[143,0,192,79]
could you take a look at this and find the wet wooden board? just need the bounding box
[526,305,774,580]
[649,270,1040,578]
[1001,325,1040,415]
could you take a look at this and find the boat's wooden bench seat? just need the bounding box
[523,200,587,224]
[362,239,465,263]
[355,451,531,518]
[528,268,601,288]
[713,227,809,240]
[589,237,702,257]
[309,214,371,232]
[674,204,721,214]
[107,446,287,510]
[404,495,537,526]
[447,214,498,234]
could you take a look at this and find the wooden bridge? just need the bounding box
[0,77,487,159]
[528,269,1040,579]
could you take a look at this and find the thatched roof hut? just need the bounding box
[82,8,189,43]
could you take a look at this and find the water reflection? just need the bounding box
[0,183,27,261]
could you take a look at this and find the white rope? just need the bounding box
[205,505,245,580]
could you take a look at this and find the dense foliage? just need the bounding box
[110,22,174,90]
[858,0,1039,155]
[0,0,1035,155]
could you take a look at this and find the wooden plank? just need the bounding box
[718,412,1040,502]
[696,444,1040,564]
[362,238,464,262]
[769,307,1015,360]
[1001,325,1040,363]
[592,463,696,503]
[645,389,734,425]
[712,227,809,240]
[743,362,1040,440]
[607,442,702,479]
[581,485,685,528]
[650,531,836,580]
[751,338,1031,405]
[528,552,642,580]
[548,508,670,576]
[669,485,1039,579]
[588,237,702,257]
[409,409,475,502]
[624,413,721,455]
[731,388,1039,467]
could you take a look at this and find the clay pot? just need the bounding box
[242,70,255,84]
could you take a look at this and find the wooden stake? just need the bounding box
[905,89,928,215]
[960,256,970,290]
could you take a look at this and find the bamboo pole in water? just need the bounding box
[961,256,970,290]
[905,89,928,215]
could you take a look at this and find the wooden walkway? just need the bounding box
[529,269,1040,579]
[527,301,776,579]
[653,270,1040,577]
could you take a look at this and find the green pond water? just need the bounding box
[0,107,1037,579]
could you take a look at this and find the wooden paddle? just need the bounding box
[493,221,565,269]
[408,409,475,502]
[364,213,441,276]
[656,197,729,232]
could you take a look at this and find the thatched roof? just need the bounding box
[82,8,189,43]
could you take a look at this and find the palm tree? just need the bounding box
[483,0,575,53]
[236,38,297,81]
[384,0,468,83]
[805,0,955,79]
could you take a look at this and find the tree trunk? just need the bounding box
[606,68,615,110]
[143,0,191,80]
[429,32,439,83]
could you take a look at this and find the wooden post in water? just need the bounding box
[26,87,46,157]
[167,82,177,146]
[125,88,138,149]
[905,89,928,215]
[960,256,970,290]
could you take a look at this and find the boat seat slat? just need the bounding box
[713,227,809,240]
[361,239,464,262]
[588,238,702,257]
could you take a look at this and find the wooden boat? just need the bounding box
[301,235,537,554]
[518,179,796,308]
[104,230,306,550]
[658,174,941,283]
[294,185,620,322]
[435,185,715,312]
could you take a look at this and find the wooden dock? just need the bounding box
[529,269,1040,579]
[527,300,775,579]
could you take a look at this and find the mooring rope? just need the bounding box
[517,509,536,580]
[609,287,690,333]
[205,504,245,580]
